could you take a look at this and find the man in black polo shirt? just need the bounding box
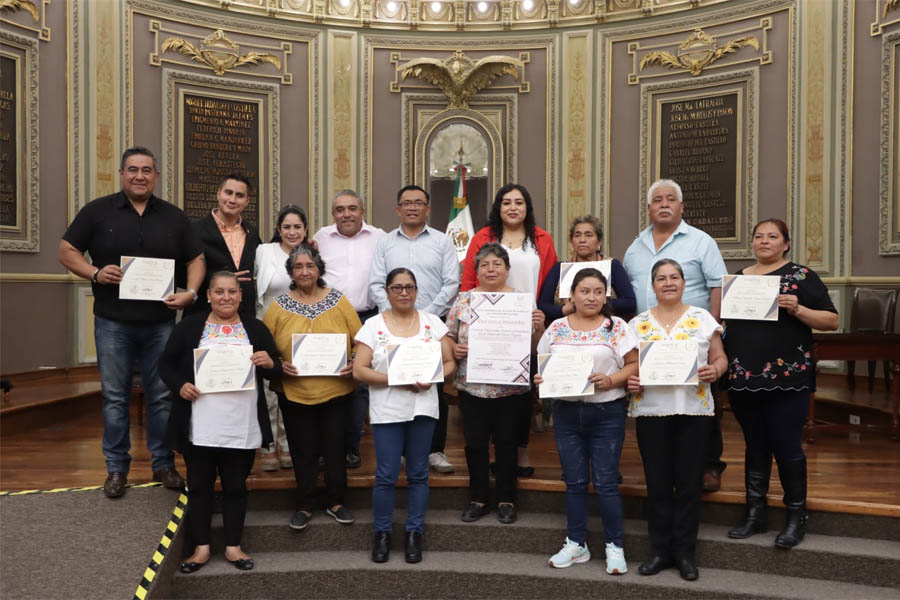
[59,146,205,498]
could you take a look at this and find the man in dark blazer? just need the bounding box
[186,173,261,319]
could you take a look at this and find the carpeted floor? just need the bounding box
[0,485,182,599]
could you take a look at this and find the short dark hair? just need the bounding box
[120,146,158,171]
[208,270,240,288]
[650,258,684,281]
[752,218,791,257]
[568,215,603,243]
[396,185,430,204]
[271,204,308,244]
[474,242,510,270]
[385,267,417,288]
[219,173,252,195]
[286,244,327,289]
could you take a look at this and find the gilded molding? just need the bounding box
[328,32,355,195]
[68,0,84,218]
[836,0,852,275]
[0,0,50,42]
[872,0,900,36]
[879,31,900,255]
[0,30,40,253]
[94,1,117,197]
[800,0,827,269]
[562,31,591,239]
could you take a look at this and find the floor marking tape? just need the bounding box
[133,492,188,600]
[0,482,162,496]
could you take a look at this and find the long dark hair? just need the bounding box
[570,268,613,330]
[286,244,327,289]
[489,184,537,250]
[271,204,308,244]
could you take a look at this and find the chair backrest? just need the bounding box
[849,288,898,333]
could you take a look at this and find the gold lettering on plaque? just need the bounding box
[161,30,281,77]
[640,29,759,77]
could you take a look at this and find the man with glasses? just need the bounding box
[59,146,205,498]
[369,185,460,473]
[314,190,385,468]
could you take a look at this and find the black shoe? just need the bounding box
[153,468,185,490]
[227,557,254,571]
[775,509,808,548]
[516,466,535,478]
[326,505,355,524]
[729,449,772,539]
[461,502,487,522]
[372,531,391,563]
[774,457,808,549]
[638,554,673,576]
[497,502,517,524]
[346,450,361,469]
[405,531,423,563]
[289,510,311,530]
[676,555,699,581]
[728,503,768,539]
[103,472,127,498]
[179,560,207,574]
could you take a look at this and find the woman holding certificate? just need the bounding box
[625,259,727,581]
[353,268,456,564]
[255,205,309,471]
[160,271,282,573]
[448,243,546,525]
[263,244,362,530]
[723,219,837,549]
[534,268,638,575]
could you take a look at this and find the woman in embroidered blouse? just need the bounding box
[448,243,546,525]
[254,205,309,472]
[263,244,362,531]
[534,268,638,575]
[160,271,281,573]
[723,219,837,549]
[626,258,727,582]
[353,268,455,564]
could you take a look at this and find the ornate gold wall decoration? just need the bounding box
[885,0,899,18]
[0,0,49,41]
[160,29,282,76]
[639,28,759,77]
[562,32,590,234]
[0,0,38,21]
[872,0,900,36]
[93,1,117,196]
[328,32,356,195]
[396,50,525,109]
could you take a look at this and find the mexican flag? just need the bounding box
[446,163,475,262]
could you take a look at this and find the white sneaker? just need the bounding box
[605,542,627,575]
[429,452,454,473]
[548,538,590,568]
[260,453,279,472]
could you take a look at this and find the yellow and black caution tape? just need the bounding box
[134,492,188,600]
[0,482,162,496]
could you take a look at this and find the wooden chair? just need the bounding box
[846,288,898,393]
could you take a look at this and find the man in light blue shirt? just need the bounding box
[369,184,460,474]
[623,178,728,491]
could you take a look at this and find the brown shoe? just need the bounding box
[702,468,722,492]
[153,468,185,490]
[104,472,127,498]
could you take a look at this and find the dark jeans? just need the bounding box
[279,392,351,511]
[458,390,524,505]
[729,389,809,464]
[636,415,711,558]
[185,445,255,547]
[553,399,627,547]
[705,380,727,474]
[372,416,436,534]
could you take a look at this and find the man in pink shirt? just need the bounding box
[314,190,386,468]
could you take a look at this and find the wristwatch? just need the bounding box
[188,288,198,304]
[92,268,100,283]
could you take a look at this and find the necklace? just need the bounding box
[652,305,685,331]
[502,232,526,249]
[388,309,417,334]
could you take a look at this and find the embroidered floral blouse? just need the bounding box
[724,262,837,393]
[628,306,722,417]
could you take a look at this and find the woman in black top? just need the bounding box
[723,219,838,548]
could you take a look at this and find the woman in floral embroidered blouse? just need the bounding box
[723,219,838,549]
[626,258,727,582]
[353,267,455,564]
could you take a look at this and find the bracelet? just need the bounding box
[92,268,100,283]
[187,288,198,304]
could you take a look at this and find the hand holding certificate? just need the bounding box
[291,333,348,376]
[119,256,175,301]
[559,260,612,298]
[386,341,444,386]
[537,351,594,398]
[466,292,533,386]
[193,345,256,393]
[638,340,699,386]
[720,274,780,321]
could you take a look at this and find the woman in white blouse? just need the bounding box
[535,268,638,575]
[353,268,455,565]
[254,205,308,471]
[626,258,727,582]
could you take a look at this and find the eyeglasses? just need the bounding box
[398,200,428,208]
[387,284,417,294]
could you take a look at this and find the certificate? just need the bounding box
[386,341,444,386]
[639,340,699,386]
[193,345,255,393]
[558,260,612,298]
[119,256,175,301]
[720,274,780,321]
[537,351,594,398]
[291,333,347,376]
[466,292,532,386]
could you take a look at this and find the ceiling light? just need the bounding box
[477,1,488,12]
[386,1,397,11]
[431,1,441,11]
[522,0,533,9]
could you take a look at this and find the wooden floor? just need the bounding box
[1,374,899,517]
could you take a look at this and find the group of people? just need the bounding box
[60,146,838,579]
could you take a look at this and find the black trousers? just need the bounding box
[458,390,524,504]
[705,380,727,473]
[279,392,351,511]
[185,444,256,547]
[636,415,711,558]
[729,389,809,464]
[430,383,448,454]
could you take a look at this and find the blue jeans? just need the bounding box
[553,398,627,547]
[371,416,436,534]
[94,316,174,473]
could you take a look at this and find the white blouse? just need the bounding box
[627,306,722,417]
[255,242,291,319]
[354,311,448,424]
[503,242,541,298]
